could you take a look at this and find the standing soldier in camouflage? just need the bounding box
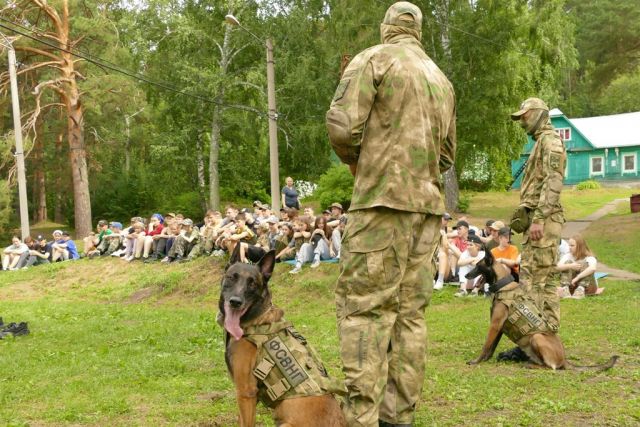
[503,97,566,361]
[326,2,456,426]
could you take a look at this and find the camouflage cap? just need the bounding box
[383,1,422,30]
[181,218,193,226]
[489,220,506,231]
[510,97,549,120]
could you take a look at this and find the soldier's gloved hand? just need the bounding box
[529,223,544,241]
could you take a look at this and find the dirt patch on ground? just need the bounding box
[126,285,162,303]
[197,391,228,402]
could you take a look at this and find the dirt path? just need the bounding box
[562,198,640,281]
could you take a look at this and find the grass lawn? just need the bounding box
[0,192,638,426]
[464,188,636,224]
[1,260,638,426]
[583,200,640,274]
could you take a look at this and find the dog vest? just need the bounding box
[239,320,345,408]
[494,286,551,343]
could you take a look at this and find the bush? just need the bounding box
[457,193,471,213]
[315,164,354,210]
[0,180,12,237]
[576,180,601,190]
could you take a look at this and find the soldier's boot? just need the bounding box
[497,346,530,362]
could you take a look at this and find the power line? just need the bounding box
[0,19,270,118]
[370,0,537,59]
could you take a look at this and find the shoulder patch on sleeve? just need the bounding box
[333,79,350,102]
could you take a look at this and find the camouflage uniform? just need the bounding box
[326,3,456,425]
[96,233,122,255]
[169,228,201,260]
[511,98,566,331]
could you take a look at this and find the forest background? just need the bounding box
[0,0,639,238]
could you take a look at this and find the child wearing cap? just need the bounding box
[219,214,254,258]
[445,234,485,297]
[51,232,79,261]
[141,214,164,261]
[26,235,51,267]
[83,220,111,256]
[491,227,520,277]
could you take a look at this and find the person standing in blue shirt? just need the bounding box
[281,176,300,210]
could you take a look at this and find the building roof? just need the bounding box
[557,109,640,149]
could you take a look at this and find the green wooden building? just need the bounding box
[512,109,640,187]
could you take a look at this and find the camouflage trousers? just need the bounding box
[520,212,563,331]
[335,207,440,427]
[96,236,122,256]
[168,236,201,259]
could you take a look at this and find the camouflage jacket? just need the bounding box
[327,35,456,214]
[520,123,566,223]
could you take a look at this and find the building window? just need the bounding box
[623,154,636,173]
[590,156,604,175]
[556,128,571,141]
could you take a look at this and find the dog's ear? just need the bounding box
[226,243,242,269]
[258,250,276,283]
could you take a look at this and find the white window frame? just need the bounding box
[590,156,604,176]
[623,153,637,173]
[556,127,571,141]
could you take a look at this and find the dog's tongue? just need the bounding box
[224,303,246,340]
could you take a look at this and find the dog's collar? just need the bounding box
[489,274,516,293]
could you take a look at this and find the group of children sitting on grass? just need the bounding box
[76,201,348,274]
[1,230,79,271]
[3,202,345,272]
[2,206,599,298]
[434,214,600,299]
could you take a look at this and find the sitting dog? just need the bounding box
[218,246,346,427]
[465,250,618,371]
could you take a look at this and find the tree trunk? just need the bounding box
[60,1,92,238]
[33,132,47,223]
[209,102,222,211]
[196,134,207,213]
[209,10,233,212]
[443,167,459,213]
[54,132,65,224]
[66,91,91,238]
[436,0,460,211]
[124,115,131,175]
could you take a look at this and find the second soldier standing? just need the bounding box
[326,2,456,426]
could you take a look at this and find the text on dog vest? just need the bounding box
[515,302,543,327]
[265,336,309,388]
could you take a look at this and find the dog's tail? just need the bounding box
[565,355,619,372]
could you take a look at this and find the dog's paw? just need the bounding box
[467,359,480,366]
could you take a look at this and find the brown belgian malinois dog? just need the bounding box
[465,250,618,371]
[218,246,346,427]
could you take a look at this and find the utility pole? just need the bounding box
[265,37,280,212]
[224,15,280,211]
[2,35,30,239]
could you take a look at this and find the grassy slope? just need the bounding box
[465,188,635,224]
[0,191,638,426]
[583,201,640,274]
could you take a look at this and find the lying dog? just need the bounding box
[465,250,618,371]
[218,246,346,427]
